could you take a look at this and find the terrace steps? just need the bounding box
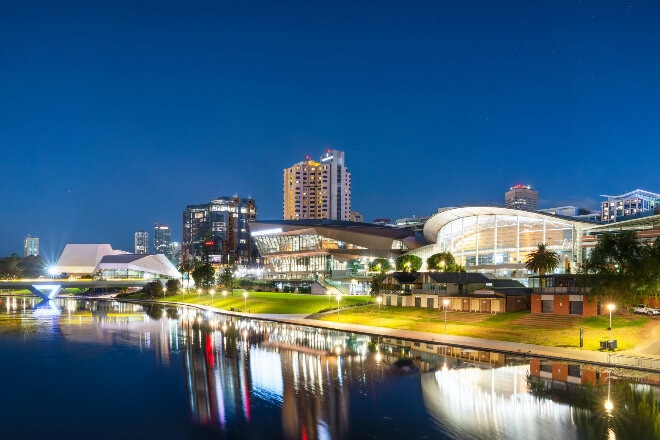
[509,313,583,328]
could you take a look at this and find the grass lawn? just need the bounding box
[317,305,656,351]
[156,291,373,315]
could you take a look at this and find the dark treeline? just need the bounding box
[0,254,45,279]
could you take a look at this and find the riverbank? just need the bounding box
[124,297,660,372]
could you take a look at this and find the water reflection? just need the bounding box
[0,297,658,440]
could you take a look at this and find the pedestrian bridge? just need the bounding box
[1,279,152,316]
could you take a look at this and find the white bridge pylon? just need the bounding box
[29,284,63,301]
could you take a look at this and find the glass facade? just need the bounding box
[253,233,369,277]
[435,214,575,275]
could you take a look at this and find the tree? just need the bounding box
[370,273,386,296]
[0,254,22,279]
[218,263,237,294]
[426,252,464,272]
[581,232,660,306]
[395,255,422,273]
[525,243,560,275]
[369,258,391,273]
[178,259,197,290]
[18,255,45,278]
[582,231,644,277]
[144,281,164,298]
[166,279,181,296]
[192,263,216,292]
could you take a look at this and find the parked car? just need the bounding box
[631,304,660,316]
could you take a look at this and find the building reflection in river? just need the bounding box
[178,311,372,439]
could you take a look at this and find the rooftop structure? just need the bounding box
[504,184,538,211]
[600,189,660,222]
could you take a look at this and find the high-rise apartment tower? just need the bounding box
[283,149,351,220]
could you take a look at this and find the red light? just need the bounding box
[205,241,214,246]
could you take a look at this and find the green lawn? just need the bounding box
[316,305,655,351]
[157,290,373,315]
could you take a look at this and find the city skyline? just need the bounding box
[3,1,660,258]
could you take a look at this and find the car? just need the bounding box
[631,304,660,316]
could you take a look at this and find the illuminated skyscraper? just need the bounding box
[505,184,538,211]
[182,196,257,265]
[135,231,149,254]
[24,235,39,257]
[283,149,351,220]
[154,223,171,256]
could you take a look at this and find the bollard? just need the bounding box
[579,327,584,348]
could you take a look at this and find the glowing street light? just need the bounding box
[607,303,615,342]
[443,298,450,333]
[243,291,248,311]
[210,289,215,304]
[604,371,614,412]
[197,288,202,300]
[222,290,227,298]
[376,296,382,326]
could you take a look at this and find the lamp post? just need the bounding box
[607,303,615,342]
[337,293,341,320]
[376,296,382,326]
[243,291,248,311]
[443,299,450,333]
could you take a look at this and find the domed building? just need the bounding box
[409,207,598,278]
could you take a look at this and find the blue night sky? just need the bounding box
[2,1,660,260]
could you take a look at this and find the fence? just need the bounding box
[608,353,660,371]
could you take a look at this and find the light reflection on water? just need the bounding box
[0,297,658,440]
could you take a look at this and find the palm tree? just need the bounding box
[525,243,560,275]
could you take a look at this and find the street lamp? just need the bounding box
[210,289,215,304]
[376,296,382,326]
[607,303,615,342]
[443,299,450,333]
[197,288,202,301]
[243,291,248,311]
[336,293,341,320]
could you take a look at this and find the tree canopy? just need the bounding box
[395,255,422,273]
[427,252,464,272]
[192,263,216,291]
[581,232,660,306]
[525,243,560,275]
[368,258,391,273]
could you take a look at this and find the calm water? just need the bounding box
[0,296,658,440]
